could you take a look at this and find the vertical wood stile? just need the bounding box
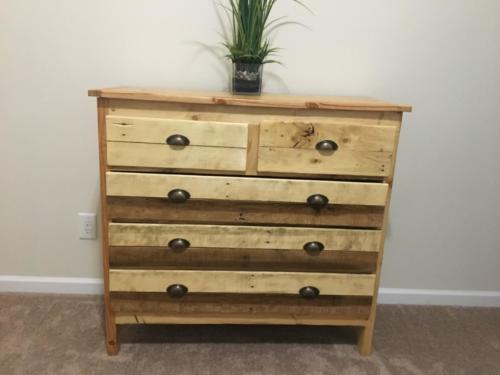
[97,98,119,355]
[357,117,403,356]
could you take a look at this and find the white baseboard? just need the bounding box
[378,288,500,307]
[1,275,499,307]
[0,275,103,295]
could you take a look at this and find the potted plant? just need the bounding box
[221,0,308,95]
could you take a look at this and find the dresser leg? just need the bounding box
[357,324,374,356]
[105,312,120,355]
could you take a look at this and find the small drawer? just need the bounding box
[109,269,376,296]
[257,120,398,177]
[108,223,382,253]
[106,116,248,172]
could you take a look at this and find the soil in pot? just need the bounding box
[232,62,263,94]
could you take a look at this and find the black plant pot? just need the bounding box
[232,62,263,95]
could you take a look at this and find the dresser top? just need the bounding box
[89,87,412,112]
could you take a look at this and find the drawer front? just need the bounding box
[106,172,388,206]
[109,269,376,296]
[258,120,398,177]
[108,223,382,252]
[106,116,248,172]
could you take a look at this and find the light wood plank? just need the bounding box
[109,269,376,296]
[96,99,119,355]
[107,99,404,128]
[260,121,398,151]
[246,123,260,174]
[89,87,412,112]
[107,142,247,172]
[106,172,388,206]
[108,223,382,252]
[358,119,403,356]
[106,115,248,147]
[115,314,368,326]
[258,147,392,177]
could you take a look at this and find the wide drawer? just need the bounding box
[106,172,388,206]
[257,120,398,177]
[106,116,248,172]
[108,223,382,252]
[109,269,376,296]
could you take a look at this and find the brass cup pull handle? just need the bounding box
[168,189,191,203]
[299,286,320,299]
[166,134,190,147]
[303,241,325,254]
[307,194,329,210]
[166,284,188,298]
[315,140,338,152]
[168,238,190,251]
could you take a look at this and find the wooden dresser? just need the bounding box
[89,88,411,355]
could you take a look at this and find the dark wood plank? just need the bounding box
[109,247,378,274]
[110,292,372,319]
[108,197,384,229]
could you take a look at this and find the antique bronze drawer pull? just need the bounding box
[299,286,320,299]
[303,241,325,254]
[168,189,191,202]
[166,284,188,298]
[166,134,190,147]
[307,194,329,210]
[315,139,338,152]
[168,238,190,251]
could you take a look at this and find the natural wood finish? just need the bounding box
[109,247,378,274]
[107,142,247,172]
[110,292,372,319]
[107,99,403,130]
[107,197,385,228]
[358,118,403,356]
[89,87,412,112]
[108,223,382,252]
[89,88,409,356]
[258,147,392,177]
[109,269,376,296]
[115,314,368,326]
[246,123,260,174]
[106,115,248,147]
[260,120,398,150]
[96,99,119,355]
[106,172,388,206]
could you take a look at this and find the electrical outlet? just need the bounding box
[79,213,97,239]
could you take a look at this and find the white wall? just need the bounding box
[1,0,499,292]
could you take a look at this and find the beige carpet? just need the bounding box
[1,294,499,375]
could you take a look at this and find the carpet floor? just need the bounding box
[1,293,499,375]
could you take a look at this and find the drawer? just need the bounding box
[106,116,248,172]
[109,269,376,296]
[257,120,398,177]
[108,223,382,252]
